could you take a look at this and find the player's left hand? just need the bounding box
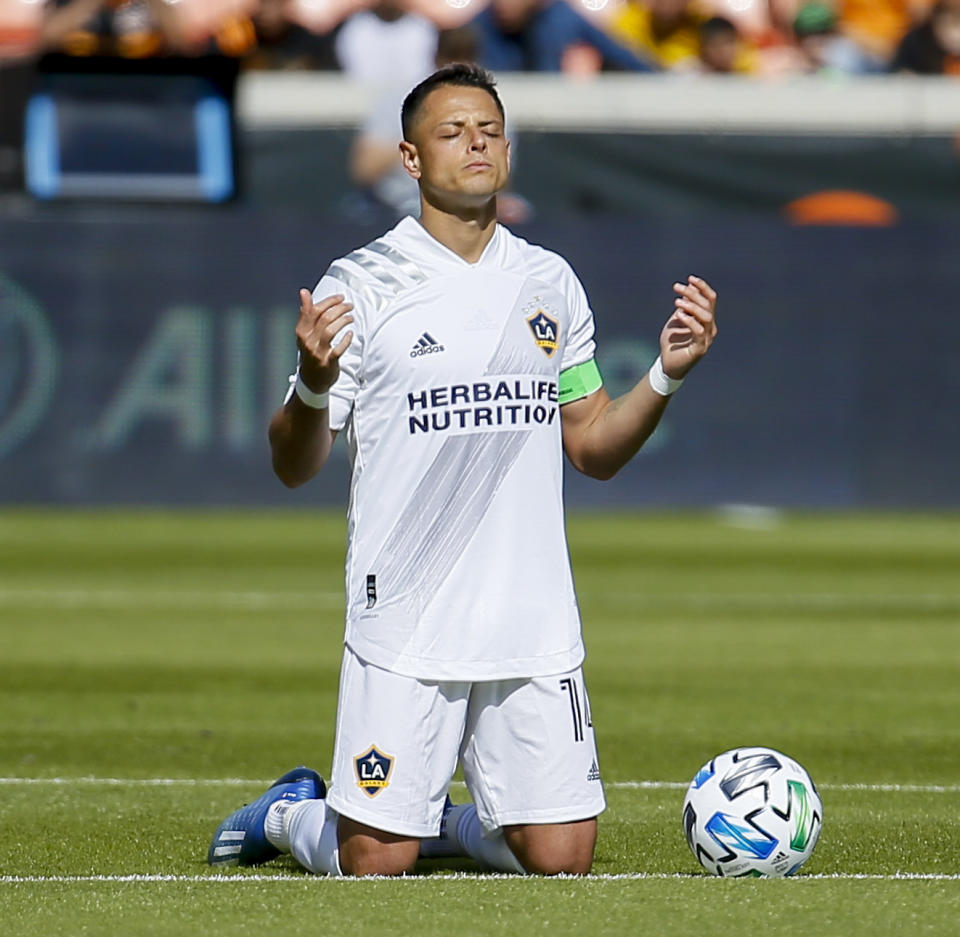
[661,275,718,379]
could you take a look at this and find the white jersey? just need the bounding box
[306,217,599,680]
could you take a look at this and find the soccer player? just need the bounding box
[208,63,717,877]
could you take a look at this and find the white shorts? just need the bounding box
[325,646,606,838]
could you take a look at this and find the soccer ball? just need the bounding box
[681,746,823,878]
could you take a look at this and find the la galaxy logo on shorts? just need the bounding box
[525,300,560,358]
[354,745,394,797]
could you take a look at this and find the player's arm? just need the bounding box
[561,276,717,480]
[268,291,354,488]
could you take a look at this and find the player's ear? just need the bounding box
[505,138,511,175]
[399,141,421,180]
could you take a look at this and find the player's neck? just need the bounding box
[417,200,498,264]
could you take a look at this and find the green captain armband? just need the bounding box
[558,358,603,405]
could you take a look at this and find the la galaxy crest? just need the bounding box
[525,298,560,358]
[354,745,394,797]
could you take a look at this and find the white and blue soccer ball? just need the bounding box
[681,746,823,878]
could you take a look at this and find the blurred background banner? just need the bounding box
[1,209,957,507]
[2,0,960,508]
[242,123,960,219]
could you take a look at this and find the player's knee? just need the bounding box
[341,846,418,877]
[337,816,420,877]
[519,845,594,876]
[505,818,597,876]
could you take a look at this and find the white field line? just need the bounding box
[2,872,959,884]
[0,777,958,794]
[0,587,958,611]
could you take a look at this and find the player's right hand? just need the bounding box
[295,290,354,394]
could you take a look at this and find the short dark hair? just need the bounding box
[401,63,505,142]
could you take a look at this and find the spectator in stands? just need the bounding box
[40,0,184,58]
[891,0,960,73]
[792,2,876,73]
[336,0,437,83]
[336,0,438,218]
[696,15,755,73]
[468,0,657,72]
[241,0,338,70]
[201,7,258,60]
[611,0,702,70]
[837,0,936,68]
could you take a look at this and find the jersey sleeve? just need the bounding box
[558,261,602,405]
[283,272,363,433]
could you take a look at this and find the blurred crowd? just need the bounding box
[0,0,958,77]
[0,0,957,212]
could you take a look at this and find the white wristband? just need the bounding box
[648,356,684,396]
[294,373,330,409]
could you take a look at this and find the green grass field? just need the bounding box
[1,509,958,935]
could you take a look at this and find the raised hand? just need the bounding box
[661,276,718,379]
[295,290,354,393]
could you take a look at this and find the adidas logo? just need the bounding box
[586,760,601,782]
[410,332,445,358]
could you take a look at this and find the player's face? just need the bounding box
[401,85,510,207]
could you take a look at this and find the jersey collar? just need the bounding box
[398,215,503,269]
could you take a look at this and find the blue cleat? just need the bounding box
[208,766,325,866]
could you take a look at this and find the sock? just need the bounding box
[264,799,304,853]
[419,801,463,859]
[284,798,343,876]
[444,803,526,874]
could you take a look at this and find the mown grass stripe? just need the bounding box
[1,588,957,611]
